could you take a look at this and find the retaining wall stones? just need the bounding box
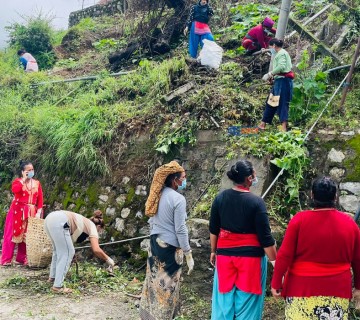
[69,0,128,27]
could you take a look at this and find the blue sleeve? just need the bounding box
[20,57,27,69]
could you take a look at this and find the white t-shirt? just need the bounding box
[64,211,98,243]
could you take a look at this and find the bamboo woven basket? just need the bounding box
[26,218,53,268]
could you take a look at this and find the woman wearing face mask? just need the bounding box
[209,160,276,320]
[271,177,360,319]
[1,160,43,266]
[242,17,276,55]
[259,38,294,132]
[184,0,214,58]
[140,161,194,320]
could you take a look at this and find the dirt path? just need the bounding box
[0,266,140,320]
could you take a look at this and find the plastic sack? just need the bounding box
[198,39,223,69]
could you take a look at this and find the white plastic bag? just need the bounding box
[198,39,223,69]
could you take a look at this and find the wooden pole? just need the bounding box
[339,37,360,112]
[31,71,134,87]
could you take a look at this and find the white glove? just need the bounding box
[106,257,115,273]
[35,209,42,219]
[185,251,194,275]
[183,27,188,36]
[270,260,276,267]
[262,72,273,82]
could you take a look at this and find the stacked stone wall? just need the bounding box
[69,0,128,27]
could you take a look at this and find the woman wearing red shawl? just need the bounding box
[242,17,276,55]
[1,160,43,266]
[271,177,360,319]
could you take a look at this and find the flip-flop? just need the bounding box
[51,287,73,294]
[1,263,12,267]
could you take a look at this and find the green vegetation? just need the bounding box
[216,3,278,56]
[6,13,56,69]
[0,262,142,295]
[344,135,360,181]
[226,130,309,223]
[292,0,328,18]
[290,50,330,124]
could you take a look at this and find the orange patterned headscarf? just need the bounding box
[145,161,184,217]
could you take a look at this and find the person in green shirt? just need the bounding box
[258,38,294,132]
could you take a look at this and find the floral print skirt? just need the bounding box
[285,296,349,320]
[139,235,183,320]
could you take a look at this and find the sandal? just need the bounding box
[47,278,55,283]
[51,287,73,294]
[1,262,12,267]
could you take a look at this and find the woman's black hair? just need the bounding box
[269,38,284,47]
[17,49,26,56]
[18,160,32,177]
[164,172,182,188]
[226,160,254,184]
[311,176,337,208]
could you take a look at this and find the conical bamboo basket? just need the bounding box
[26,218,52,268]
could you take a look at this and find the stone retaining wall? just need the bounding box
[69,0,128,27]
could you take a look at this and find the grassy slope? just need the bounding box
[0,1,360,318]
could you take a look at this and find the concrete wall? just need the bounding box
[69,0,128,27]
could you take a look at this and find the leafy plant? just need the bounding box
[290,50,329,124]
[257,130,309,202]
[227,130,309,206]
[155,119,197,154]
[93,38,127,52]
[292,0,328,18]
[216,3,278,45]
[6,12,56,69]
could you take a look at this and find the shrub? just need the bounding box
[6,13,56,69]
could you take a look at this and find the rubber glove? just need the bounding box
[183,27,188,36]
[185,251,194,275]
[270,260,276,267]
[106,257,115,273]
[35,209,42,219]
[262,72,273,82]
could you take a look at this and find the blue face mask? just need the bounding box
[270,48,276,55]
[27,171,35,179]
[252,176,259,186]
[178,178,187,190]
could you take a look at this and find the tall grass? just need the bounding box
[0,48,187,179]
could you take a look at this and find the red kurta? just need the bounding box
[271,209,360,299]
[11,178,43,243]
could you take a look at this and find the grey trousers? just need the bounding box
[44,211,75,288]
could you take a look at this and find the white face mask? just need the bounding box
[252,176,259,186]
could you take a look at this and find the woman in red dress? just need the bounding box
[1,160,43,266]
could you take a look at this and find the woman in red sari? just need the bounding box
[1,160,43,266]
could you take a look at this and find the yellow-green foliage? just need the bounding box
[0,48,188,180]
[344,135,360,181]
